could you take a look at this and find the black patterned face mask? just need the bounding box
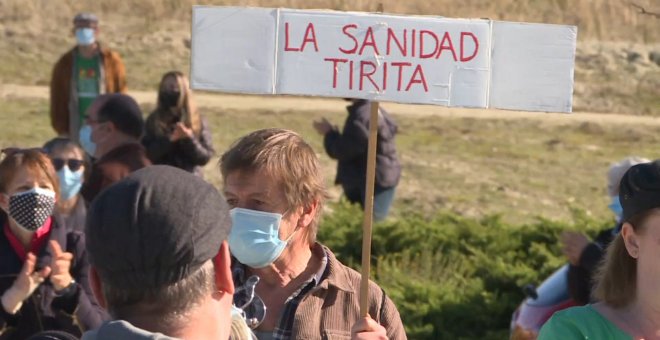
[9,188,56,232]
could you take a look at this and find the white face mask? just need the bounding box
[76,27,96,46]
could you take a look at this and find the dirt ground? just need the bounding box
[3,83,660,126]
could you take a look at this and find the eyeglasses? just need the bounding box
[51,158,84,172]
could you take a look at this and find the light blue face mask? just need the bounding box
[57,166,84,200]
[75,28,95,46]
[79,124,96,156]
[228,208,297,268]
[608,196,623,221]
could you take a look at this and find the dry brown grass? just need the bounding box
[1,0,658,42]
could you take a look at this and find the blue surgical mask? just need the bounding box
[75,28,95,46]
[608,196,623,221]
[79,124,96,156]
[228,208,296,268]
[57,166,84,200]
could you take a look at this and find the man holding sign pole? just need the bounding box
[219,128,406,340]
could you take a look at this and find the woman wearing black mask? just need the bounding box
[142,71,214,176]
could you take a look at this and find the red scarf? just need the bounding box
[3,217,52,261]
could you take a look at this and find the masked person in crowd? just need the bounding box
[42,138,89,234]
[79,94,150,203]
[50,13,126,143]
[539,160,660,339]
[220,128,406,340]
[142,71,214,177]
[313,99,401,221]
[561,157,649,305]
[0,148,106,339]
[82,166,252,340]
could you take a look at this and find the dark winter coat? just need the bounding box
[567,224,619,304]
[0,213,107,339]
[142,115,214,176]
[323,100,401,194]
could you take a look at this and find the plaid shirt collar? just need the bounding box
[233,243,329,340]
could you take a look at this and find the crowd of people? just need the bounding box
[2,9,658,340]
[2,12,403,339]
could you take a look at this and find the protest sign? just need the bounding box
[191,6,578,317]
[191,7,577,112]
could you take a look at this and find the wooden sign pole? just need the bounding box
[359,100,380,317]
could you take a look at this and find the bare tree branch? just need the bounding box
[629,2,660,18]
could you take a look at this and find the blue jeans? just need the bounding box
[344,185,397,221]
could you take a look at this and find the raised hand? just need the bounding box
[313,117,334,135]
[49,240,74,292]
[1,252,51,314]
[171,122,194,141]
[561,231,590,266]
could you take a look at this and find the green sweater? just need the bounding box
[538,305,631,340]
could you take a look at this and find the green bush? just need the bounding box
[317,200,612,339]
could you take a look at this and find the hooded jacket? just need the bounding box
[323,99,402,192]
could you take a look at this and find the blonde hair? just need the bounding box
[219,129,328,242]
[230,312,255,340]
[593,209,660,307]
[154,71,201,136]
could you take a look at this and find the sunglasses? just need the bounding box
[51,158,84,172]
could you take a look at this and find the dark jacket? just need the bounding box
[50,44,127,140]
[142,115,214,176]
[567,225,619,304]
[53,198,87,234]
[0,213,107,339]
[80,143,151,203]
[323,100,401,193]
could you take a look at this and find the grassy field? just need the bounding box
[0,0,658,115]
[3,95,660,224]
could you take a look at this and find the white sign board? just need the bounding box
[191,7,577,113]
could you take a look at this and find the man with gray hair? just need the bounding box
[50,12,126,142]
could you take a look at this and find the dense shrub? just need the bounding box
[317,200,612,339]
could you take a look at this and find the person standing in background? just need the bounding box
[313,99,401,221]
[43,138,89,234]
[50,13,126,143]
[142,71,214,176]
[561,157,650,305]
[539,160,660,339]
